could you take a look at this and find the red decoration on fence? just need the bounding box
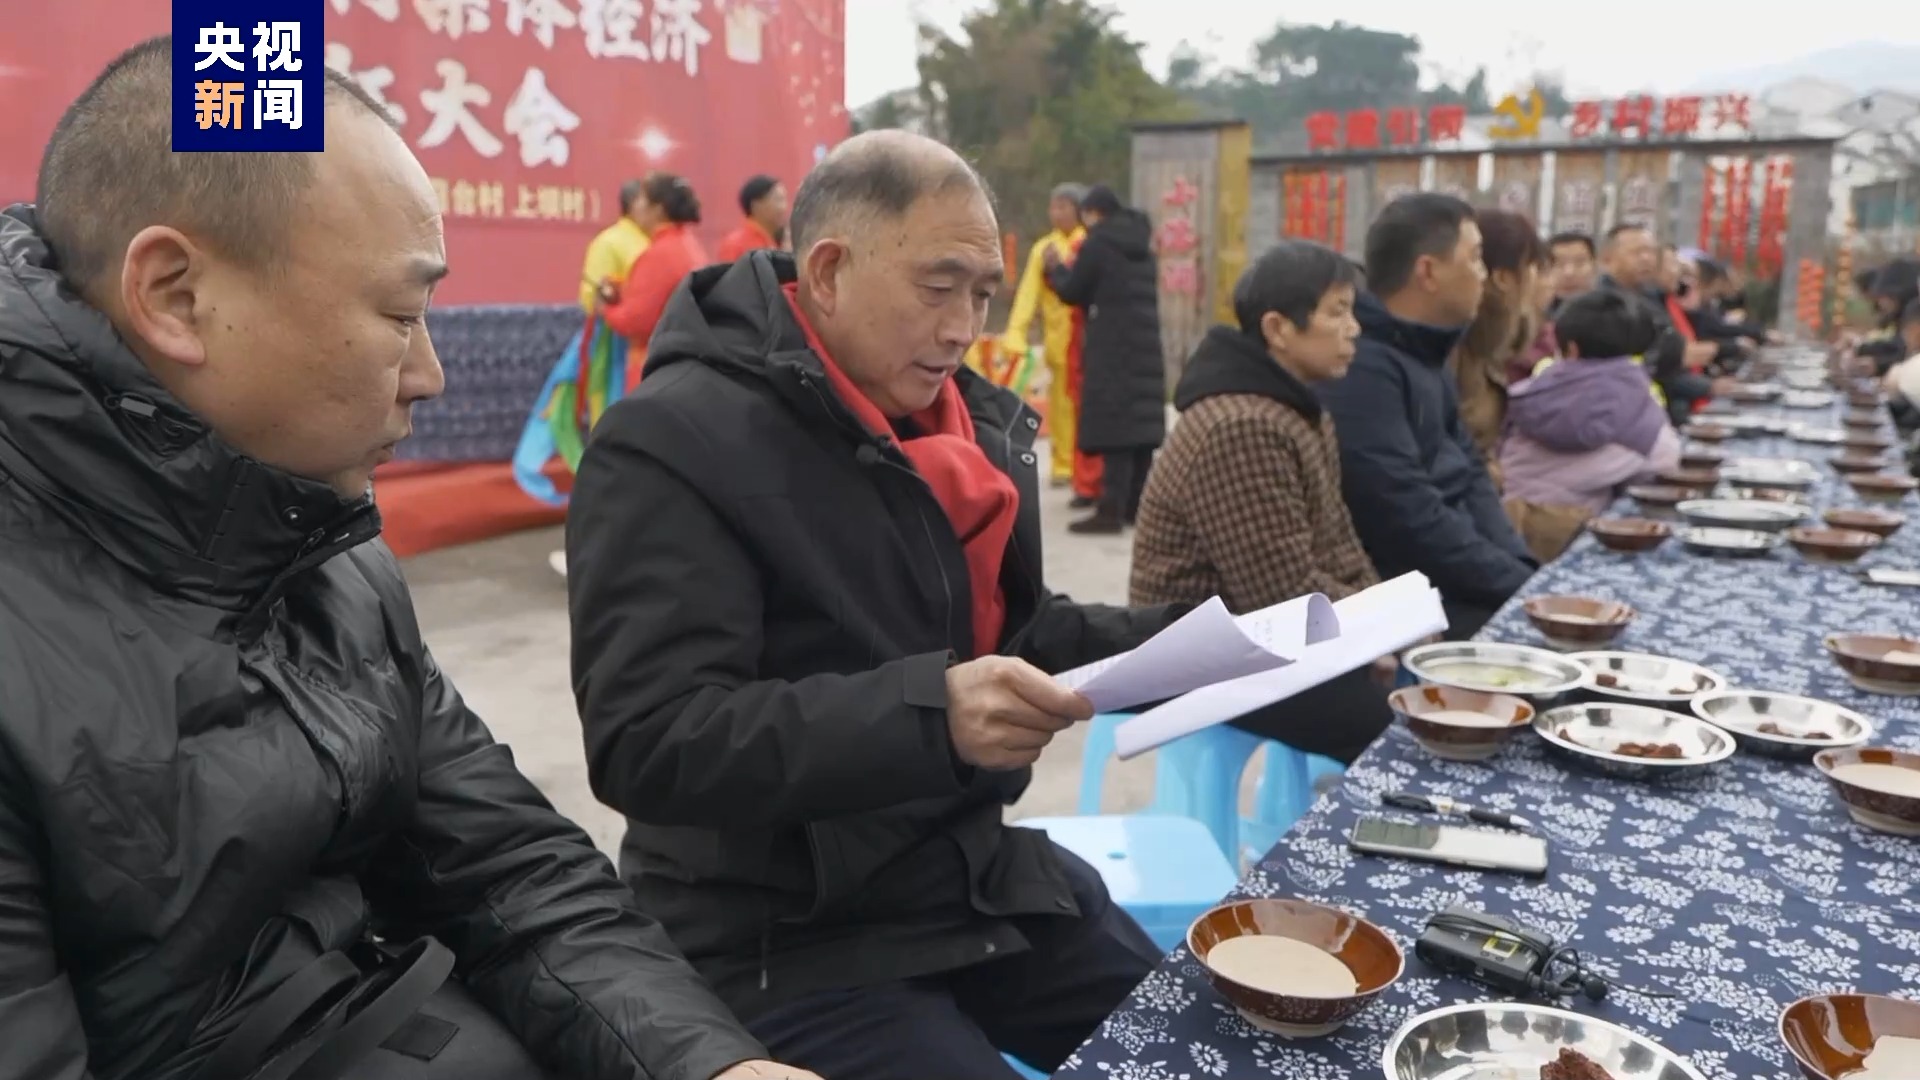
[1386,107,1421,146]
[1662,96,1703,137]
[1426,104,1467,143]
[1570,100,1606,138]
[1612,95,1655,136]
[1304,111,1341,152]
[1344,109,1381,150]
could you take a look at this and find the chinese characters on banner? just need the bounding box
[1614,149,1671,236]
[1157,176,1202,299]
[1305,104,1465,152]
[1303,91,1753,152]
[307,0,841,301]
[171,1,324,151]
[1280,168,1345,251]
[1552,151,1606,236]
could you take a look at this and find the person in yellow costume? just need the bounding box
[1001,183,1087,488]
[578,178,652,311]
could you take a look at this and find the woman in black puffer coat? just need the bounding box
[1046,185,1167,533]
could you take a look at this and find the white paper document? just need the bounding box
[1112,572,1447,759]
[1053,592,1339,713]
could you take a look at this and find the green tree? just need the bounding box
[915,0,1190,249]
[1171,20,1536,149]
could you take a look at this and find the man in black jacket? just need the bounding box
[1317,193,1535,639]
[1042,184,1167,534]
[0,37,807,1080]
[567,131,1180,1080]
[1598,224,1717,422]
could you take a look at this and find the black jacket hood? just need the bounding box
[1093,207,1153,260]
[1353,290,1466,368]
[1173,325,1321,420]
[0,204,376,616]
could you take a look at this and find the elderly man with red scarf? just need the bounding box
[564,131,1186,1080]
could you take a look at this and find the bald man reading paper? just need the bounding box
[566,132,1191,1080]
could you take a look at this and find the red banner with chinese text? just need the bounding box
[0,0,847,306]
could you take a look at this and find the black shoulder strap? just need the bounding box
[191,937,454,1080]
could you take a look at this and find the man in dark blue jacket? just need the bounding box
[1318,194,1535,639]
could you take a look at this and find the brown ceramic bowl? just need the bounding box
[1188,899,1404,1038]
[1813,747,1920,838]
[1389,684,1534,761]
[1831,453,1889,475]
[1682,422,1732,443]
[1657,468,1720,495]
[1780,992,1920,1079]
[1845,472,1919,505]
[1523,594,1635,649]
[1680,447,1727,471]
[1786,526,1882,565]
[1842,433,1894,454]
[1824,633,1920,697]
[1823,507,1906,538]
[1587,516,1672,552]
[1841,412,1884,431]
[1626,485,1690,517]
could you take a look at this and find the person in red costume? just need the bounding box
[600,172,710,391]
[717,174,788,262]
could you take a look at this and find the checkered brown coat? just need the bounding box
[1129,393,1379,613]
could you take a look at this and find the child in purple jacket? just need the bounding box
[1499,288,1681,559]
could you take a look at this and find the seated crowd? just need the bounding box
[4,33,1912,1080]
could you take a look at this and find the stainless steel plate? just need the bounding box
[1404,642,1588,700]
[1682,526,1783,555]
[1720,458,1818,489]
[1570,650,1730,703]
[1382,1002,1709,1080]
[1790,425,1848,444]
[1691,690,1875,759]
[1781,388,1833,405]
[1674,499,1808,532]
[1535,702,1736,778]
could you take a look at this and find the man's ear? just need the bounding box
[799,238,848,317]
[117,225,209,369]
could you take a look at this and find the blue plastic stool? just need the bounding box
[1238,748,1346,865]
[1017,814,1239,953]
[1078,713,1262,862]
[1079,713,1344,867]
[1002,1054,1049,1079]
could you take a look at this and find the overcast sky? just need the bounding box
[843,0,1919,108]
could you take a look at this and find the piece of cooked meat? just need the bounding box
[1540,1046,1616,1080]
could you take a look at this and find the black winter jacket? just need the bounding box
[1316,293,1534,611]
[0,206,761,1080]
[1045,208,1167,452]
[566,251,1180,1016]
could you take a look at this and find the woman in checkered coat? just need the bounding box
[1128,242,1394,764]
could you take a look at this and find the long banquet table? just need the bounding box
[1056,398,1920,1080]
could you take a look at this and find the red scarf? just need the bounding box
[782,286,1017,658]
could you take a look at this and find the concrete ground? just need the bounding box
[400,439,1159,856]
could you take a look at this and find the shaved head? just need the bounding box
[36,35,396,294]
[788,130,993,252]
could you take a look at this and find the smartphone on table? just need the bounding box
[1348,815,1549,877]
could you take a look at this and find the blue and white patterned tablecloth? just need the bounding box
[1057,410,1920,1080]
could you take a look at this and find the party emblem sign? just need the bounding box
[172,0,324,151]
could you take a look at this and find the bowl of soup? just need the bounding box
[1188,899,1403,1039]
[1815,747,1920,838]
[1781,993,1920,1080]
[1403,642,1589,704]
[1824,633,1920,696]
[1389,684,1534,761]
[1523,595,1636,649]
[1846,472,1919,506]
[1822,507,1905,538]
